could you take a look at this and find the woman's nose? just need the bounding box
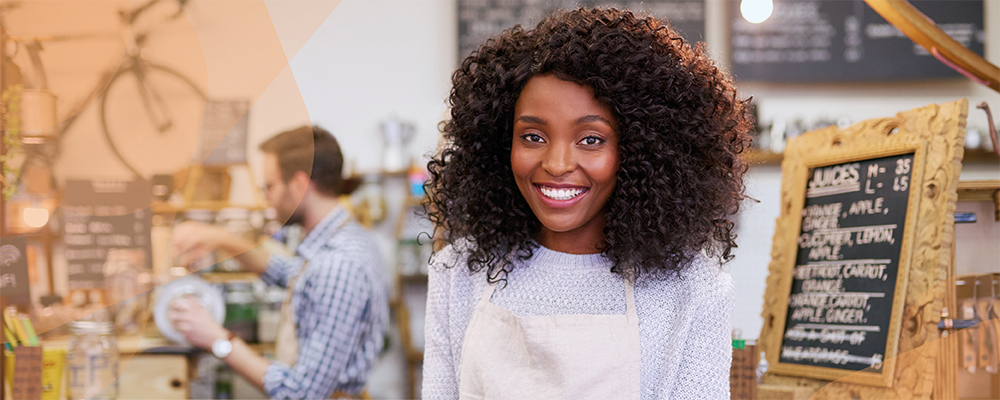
[542,143,575,177]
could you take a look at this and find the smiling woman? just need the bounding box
[422,7,753,400]
[511,74,620,254]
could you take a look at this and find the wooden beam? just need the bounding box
[864,0,1000,92]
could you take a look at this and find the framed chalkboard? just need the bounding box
[759,100,967,393]
[773,143,924,386]
[458,0,706,61]
[729,0,984,82]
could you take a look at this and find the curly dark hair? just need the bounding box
[426,7,752,282]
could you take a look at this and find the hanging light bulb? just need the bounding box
[741,0,774,24]
[23,205,50,228]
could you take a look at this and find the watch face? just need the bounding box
[213,339,233,358]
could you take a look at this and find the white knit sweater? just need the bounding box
[421,241,734,399]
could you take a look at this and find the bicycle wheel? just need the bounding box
[100,62,207,180]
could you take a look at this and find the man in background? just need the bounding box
[169,125,388,399]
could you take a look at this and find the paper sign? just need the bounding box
[196,100,250,165]
[12,346,42,400]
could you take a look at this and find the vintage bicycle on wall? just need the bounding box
[2,0,207,184]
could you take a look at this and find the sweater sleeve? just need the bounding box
[670,270,735,399]
[422,249,460,399]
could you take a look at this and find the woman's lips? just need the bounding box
[534,184,589,208]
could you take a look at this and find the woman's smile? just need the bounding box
[535,183,588,204]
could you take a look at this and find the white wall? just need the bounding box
[287,0,457,176]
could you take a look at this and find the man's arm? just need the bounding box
[223,338,271,390]
[171,221,272,274]
[168,298,270,391]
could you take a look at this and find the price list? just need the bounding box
[729,0,984,82]
[458,0,705,60]
[780,153,914,371]
[62,180,152,289]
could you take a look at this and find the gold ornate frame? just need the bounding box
[759,100,967,397]
[767,141,925,387]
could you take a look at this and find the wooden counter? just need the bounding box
[40,335,192,400]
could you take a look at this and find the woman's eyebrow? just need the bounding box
[576,115,611,125]
[516,115,546,125]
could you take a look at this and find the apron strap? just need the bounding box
[624,277,637,323]
[478,281,498,306]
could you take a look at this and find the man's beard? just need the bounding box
[282,206,305,226]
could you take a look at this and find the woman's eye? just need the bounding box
[521,133,544,143]
[579,136,604,146]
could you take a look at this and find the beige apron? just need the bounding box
[274,260,307,367]
[458,278,642,400]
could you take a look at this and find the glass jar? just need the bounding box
[257,286,286,343]
[180,209,217,272]
[104,249,152,335]
[216,208,255,272]
[214,364,234,399]
[66,321,119,400]
[224,282,258,343]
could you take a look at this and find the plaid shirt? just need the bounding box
[260,207,389,399]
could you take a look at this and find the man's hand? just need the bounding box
[167,296,228,350]
[171,221,232,269]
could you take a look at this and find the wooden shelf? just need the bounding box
[200,272,260,283]
[742,148,997,168]
[41,334,180,355]
[398,273,428,284]
[744,149,784,166]
[150,202,268,214]
[963,148,1000,164]
[957,179,1000,221]
[958,180,1000,201]
[405,349,424,363]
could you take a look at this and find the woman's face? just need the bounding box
[510,74,619,253]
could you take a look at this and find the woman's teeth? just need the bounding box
[539,186,585,200]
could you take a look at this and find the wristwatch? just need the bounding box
[211,331,236,359]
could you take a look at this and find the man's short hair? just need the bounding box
[259,125,343,196]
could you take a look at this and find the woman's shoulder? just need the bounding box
[637,252,733,300]
[685,252,733,290]
[429,238,475,270]
[428,238,486,286]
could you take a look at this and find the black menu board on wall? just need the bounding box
[779,153,914,372]
[62,180,152,289]
[458,0,706,60]
[729,0,984,82]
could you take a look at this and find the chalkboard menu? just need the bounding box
[779,153,914,372]
[62,180,152,289]
[729,0,984,82]
[458,0,705,60]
